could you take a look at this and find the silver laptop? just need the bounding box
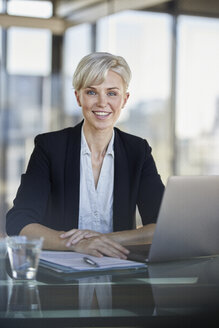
[148,175,219,263]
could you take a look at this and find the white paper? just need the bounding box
[40,251,146,272]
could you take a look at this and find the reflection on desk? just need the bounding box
[148,256,219,317]
[6,281,42,318]
[0,245,219,328]
[78,275,112,316]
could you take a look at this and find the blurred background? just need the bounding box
[0,0,219,235]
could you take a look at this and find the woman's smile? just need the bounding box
[93,111,112,119]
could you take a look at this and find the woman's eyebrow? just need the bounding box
[86,86,120,90]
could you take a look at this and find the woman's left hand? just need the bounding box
[71,235,129,258]
[60,229,100,247]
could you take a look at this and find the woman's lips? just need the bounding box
[93,111,112,118]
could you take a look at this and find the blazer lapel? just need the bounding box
[113,130,132,231]
[64,122,82,230]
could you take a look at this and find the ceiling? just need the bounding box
[53,0,219,20]
[0,0,219,34]
[53,0,170,21]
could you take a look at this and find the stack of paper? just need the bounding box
[40,251,147,273]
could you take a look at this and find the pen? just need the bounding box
[83,257,99,267]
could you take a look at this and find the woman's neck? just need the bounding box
[83,124,113,157]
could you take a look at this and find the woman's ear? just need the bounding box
[75,90,81,107]
[122,92,130,108]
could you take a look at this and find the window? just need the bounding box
[176,16,219,174]
[5,27,52,207]
[0,27,2,61]
[63,24,91,121]
[97,11,172,183]
[7,27,51,76]
[7,0,52,18]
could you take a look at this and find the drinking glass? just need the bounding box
[6,236,43,280]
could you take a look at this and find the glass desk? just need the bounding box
[0,245,219,328]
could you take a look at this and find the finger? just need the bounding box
[66,234,85,247]
[68,230,100,245]
[61,230,89,244]
[73,241,103,257]
[70,232,90,245]
[87,237,129,259]
[84,232,100,238]
[101,237,129,255]
[86,249,103,258]
[103,244,129,259]
[66,230,92,246]
[60,229,78,239]
[93,244,127,259]
[105,245,128,259]
[69,230,87,240]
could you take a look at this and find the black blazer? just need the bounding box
[6,122,164,235]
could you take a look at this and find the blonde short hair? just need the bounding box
[72,52,131,92]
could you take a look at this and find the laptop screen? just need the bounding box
[148,176,219,262]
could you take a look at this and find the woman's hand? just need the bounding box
[60,229,100,247]
[71,235,130,259]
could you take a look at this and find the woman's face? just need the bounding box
[75,70,129,133]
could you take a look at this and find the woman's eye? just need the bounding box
[87,90,96,95]
[108,91,117,96]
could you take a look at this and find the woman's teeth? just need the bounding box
[94,112,110,116]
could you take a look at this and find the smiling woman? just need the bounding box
[75,70,129,133]
[6,52,164,258]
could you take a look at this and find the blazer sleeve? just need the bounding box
[6,135,51,235]
[137,140,165,225]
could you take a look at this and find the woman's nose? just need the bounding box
[97,94,107,107]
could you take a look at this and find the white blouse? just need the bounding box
[78,128,114,233]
